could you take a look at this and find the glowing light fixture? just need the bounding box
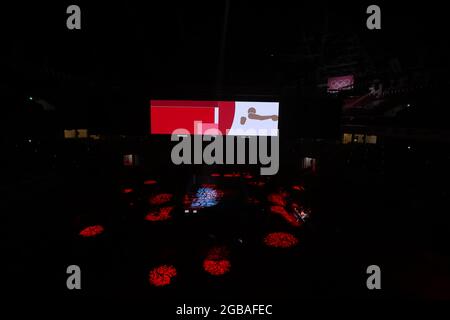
[149,193,173,206]
[148,265,177,287]
[191,185,224,208]
[264,232,298,248]
[203,247,231,276]
[145,206,174,221]
[79,225,104,237]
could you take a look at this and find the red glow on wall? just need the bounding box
[223,173,241,178]
[202,183,217,188]
[268,193,287,207]
[148,265,177,287]
[292,185,304,192]
[145,206,174,221]
[79,225,104,237]
[122,188,133,194]
[270,206,303,227]
[247,196,261,205]
[149,193,173,205]
[183,194,190,206]
[248,181,265,187]
[211,173,221,177]
[203,246,231,276]
[144,179,157,185]
[244,174,253,179]
[264,232,299,248]
[270,205,286,215]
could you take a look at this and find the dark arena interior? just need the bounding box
[3,1,450,307]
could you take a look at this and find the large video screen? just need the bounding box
[151,100,279,136]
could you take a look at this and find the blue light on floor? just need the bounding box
[191,186,223,208]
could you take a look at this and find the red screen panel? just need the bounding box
[151,107,215,134]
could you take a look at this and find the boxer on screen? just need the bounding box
[240,107,278,125]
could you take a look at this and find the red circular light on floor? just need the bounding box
[149,193,173,205]
[292,185,304,191]
[144,179,157,185]
[148,265,177,287]
[79,225,104,237]
[203,246,231,276]
[145,206,174,221]
[264,232,299,248]
[203,259,231,276]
